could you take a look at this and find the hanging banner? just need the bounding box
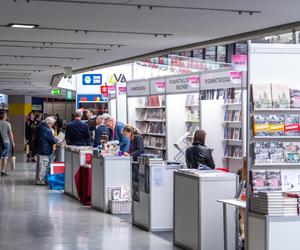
[150,78,166,95]
[127,80,150,97]
[200,70,242,90]
[166,74,200,94]
[231,55,247,72]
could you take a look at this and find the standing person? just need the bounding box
[34,116,57,185]
[86,108,97,145]
[55,114,63,133]
[0,111,15,176]
[25,111,38,162]
[94,115,109,147]
[122,125,144,161]
[185,129,215,170]
[65,109,90,146]
[104,115,129,152]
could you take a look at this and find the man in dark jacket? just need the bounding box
[94,115,109,147]
[104,115,129,152]
[185,129,215,170]
[65,109,90,146]
[34,116,57,185]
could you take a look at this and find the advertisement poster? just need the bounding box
[231,55,247,71]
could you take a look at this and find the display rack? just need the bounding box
[185,93,200,141]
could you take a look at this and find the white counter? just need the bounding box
[91,155,131,212]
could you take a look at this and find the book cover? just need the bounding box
[283,142,300,163]
[290,89,300,108]
[282,169,300,192]
[254,142,270,164]
[253,115,269,136]
[284,115,299,136]
[271,83,291,108]
[269,142,284,163]
[269,115,284,136]
[251,170,267,192]
[252,84,272,109]
[266,170,282,191]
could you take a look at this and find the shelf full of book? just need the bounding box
[249,83,300,219]
[185,93,200,141]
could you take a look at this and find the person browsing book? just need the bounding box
[122,125,144,161]
[104,115,129,152]
[185,129,215,170]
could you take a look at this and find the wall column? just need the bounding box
[8,95,32,152]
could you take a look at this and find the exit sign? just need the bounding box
[51,89,61,95]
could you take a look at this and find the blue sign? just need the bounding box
[82,74,102,85]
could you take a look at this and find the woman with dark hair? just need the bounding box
[122,125,144,161]
[25,111,38,162]
[185,129,215,170]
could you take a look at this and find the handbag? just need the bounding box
[10,147,16,171]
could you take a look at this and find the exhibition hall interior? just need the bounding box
[1,1,300,250]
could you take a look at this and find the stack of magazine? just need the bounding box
[250,192,298,216]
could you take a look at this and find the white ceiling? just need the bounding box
[0,0,300,97]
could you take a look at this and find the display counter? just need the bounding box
[248,212,300,250]
[173,170,237,250]
[132,163,181,232]
[91,155,131,212]
[64,146,93,199]
[55,144,65,162]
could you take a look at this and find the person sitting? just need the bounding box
[94,115,109,147]
[122,125,144,161]
[65,109,90,146]
[104,115,129,152]
[185,129,215,170]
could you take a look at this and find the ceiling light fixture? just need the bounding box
[0,55,83,60]
[7,23,39,29]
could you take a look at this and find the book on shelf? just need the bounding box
[200,89,227,100]
[268,115,284,136]
[282,169,300,192]
[253,115,269,136]
[284,115,299,136]
[224,145,243,158]
[251,170,267,192]
[283,142,300,163]
[140,109,166,121]
[225,89,242,104]
[186,108,199,122]
[290,89,300,108]
[185,94,199,106]
[224,128,242,140]
[137,96,165,107]
[271,83,291,108]
[266,170,282,191]
[224,110,241,122]
[252,84,272,109]
[143,136,166,149]
[138,122,165,135]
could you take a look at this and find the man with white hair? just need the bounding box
[65,109,90,146]
[34,115,58,185]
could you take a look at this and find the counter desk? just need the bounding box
[64,146,93,199]
[173,170,238,250]
[132,163,181,232]
[91,155,131,212]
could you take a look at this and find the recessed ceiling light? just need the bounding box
[7,23,39,29]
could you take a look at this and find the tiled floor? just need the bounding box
[0,156,179,250]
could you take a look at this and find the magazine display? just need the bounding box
[253,115,269,136]
[252,84,272,109]
[290,89,300,108]
[284,115,299,136]
[271,84,290,108]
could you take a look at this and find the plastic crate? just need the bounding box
[47,173,64,190]
[108,199,132,214]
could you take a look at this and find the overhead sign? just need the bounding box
[82,74,102,85]
[107,73,127,85]
[200,70,242,90]
[77,94,108,104]
[166,74,200,94]
[127,80,150,97]
[231,55,247,71]
[51,89,61,95]
[66,90,73,100]
[150,78,166,95]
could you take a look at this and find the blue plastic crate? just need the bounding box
[47,173,64,190]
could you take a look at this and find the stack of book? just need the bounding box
[284,192,300,215]
[250,192,298,216]
[140,154,163,165]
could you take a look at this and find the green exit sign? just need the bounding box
[51,89,61,95]
[66,90,72,100]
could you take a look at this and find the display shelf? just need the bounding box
[142,132,166,137]
[223,156,243,160]
[252,136,300,142]
[144,146,167,151]
[253,163,300,168]
[136,119,166,123]
[252,108,300,114]
[136,106,166,109]
[222,139,243,146]
[185,120,200,123]
[185,104,199,108]
[223,121,242,128]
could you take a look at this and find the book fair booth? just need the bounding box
[59,42,300,250]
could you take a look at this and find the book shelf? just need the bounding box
[185,93,200,142]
